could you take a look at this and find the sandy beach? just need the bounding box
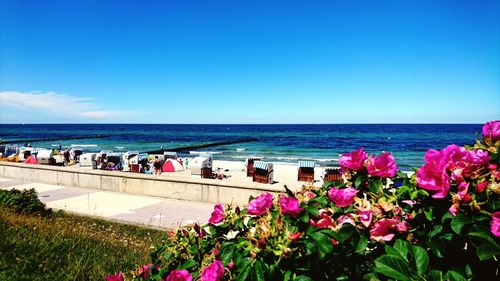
[66,158,328,192]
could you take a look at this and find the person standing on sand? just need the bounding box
[153,156,162,175]
[185,158,189,169]
[179,158,184,167]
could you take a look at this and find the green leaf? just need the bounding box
[305,206,319,217]
[310,196,328,205]
[427,270,443,281]
[429,238,445,258]
[370,179,382,193]
[221,244,236,265]
[179,259,197,270]
[374,254,412,281]
[410,245,429,276]
[355,235,368,253]
[393,240,410,262]
[355,176,366,189]
[476,243,500,261]
[428,225,443,239]
[424,208,433,221]
[303,239,316,256]
[283,270,292,281]
[236,258,252,281]
[299,211,309,223]
[331,224,355,243]
[253,260,265,281]
[468,230,499,246]
[310,230,333,258]
[444,270,467,281]
[451,213,473,235]
[441,212,453,224]
[295,275,313,281]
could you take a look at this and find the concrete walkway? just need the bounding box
[0,177,213,229]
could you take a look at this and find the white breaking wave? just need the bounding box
[71,144,98,147]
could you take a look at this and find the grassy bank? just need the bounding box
[0,208,165,281]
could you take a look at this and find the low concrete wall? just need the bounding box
[0,162,285,205]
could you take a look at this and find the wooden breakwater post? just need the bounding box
[0,134,111,144]
[144,138,258,154]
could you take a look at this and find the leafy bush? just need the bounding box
[109,121,500,281]
[0,188,52,216]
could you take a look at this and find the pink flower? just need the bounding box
[279,196,304,218]
[366,152,397,178]
[483,120,500,144]
[370,218,399,242]
[227,261,234,270]
[137,263,151,279]
[468,149,490,166]
[401,200,416,206]
[457,182,471,203]
[357,209,372,228]
[328,187,358,207]
[340,147,368,171]
[201,260,225,281]
[208,204,224,224]
[416,149,450,198]
[449,203,460,216]
[335,214,355,230]
[166,270,193,281]
[106,272,124,281]
[247,193,274,215]
[491,212,500,237]
[396,220,410,233]
[287,232,302,241]
[477,181,489,193]
[310,213,335,229]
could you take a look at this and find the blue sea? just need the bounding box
[0,124,483,171]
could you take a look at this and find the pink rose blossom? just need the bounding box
[339,147,368,171]
[449,203,460,216]
[457,182,471,203]
[468,149,490,166]
[208,204,224,224]
[483,120,500,144]
[310,213,335,229]
[201,260,225,281]
[106,272,124,281]
[366,152,397,178]
[491,212,500,237]
[396,220,410,233]
[328,187,358,207]
[227,261,234,270]
[287,232,302,241]
[370,218,399,242]
[416,149,450,198]
[247,193,274,215]
[356,209,372,228]
[166,270,193,281]
[279,196,304,218]
[477,181,489,193]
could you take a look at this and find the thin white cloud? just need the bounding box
[0,91,146,121]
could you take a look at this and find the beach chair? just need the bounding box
[323,168,343,182]
[253,161,274,184]
[245,156,262,177]
[298,161,315,182]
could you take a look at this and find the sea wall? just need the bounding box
[0,162,284,206]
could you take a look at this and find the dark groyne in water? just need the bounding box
[0,134,111,144]
[145,138,258,154]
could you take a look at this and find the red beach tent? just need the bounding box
[24,155,38,165]
[162,159,184,172]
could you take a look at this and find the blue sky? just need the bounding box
[1,0,499,124]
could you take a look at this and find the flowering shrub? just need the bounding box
[110,121,499,281]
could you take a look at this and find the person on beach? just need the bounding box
[185,158,189,169]
[179,158,184,167]
[153,156,162,175]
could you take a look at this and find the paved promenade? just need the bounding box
[0,177,213,229]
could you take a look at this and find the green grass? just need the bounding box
[0,208,165,281]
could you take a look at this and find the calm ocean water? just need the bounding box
[0,124,483,171]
